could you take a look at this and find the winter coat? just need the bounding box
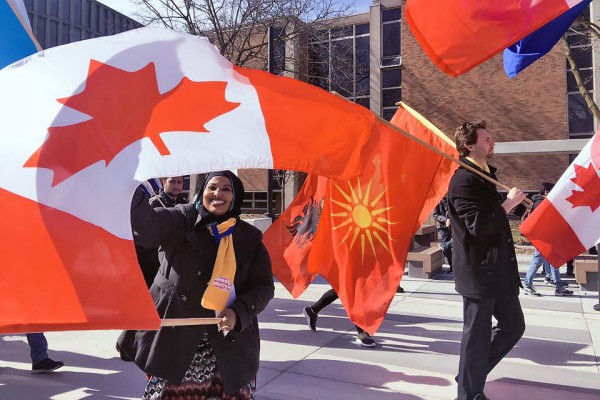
[433,197,451,232]
[118,189,274,394]
[447,158,521,299]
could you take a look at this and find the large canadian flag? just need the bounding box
[520,132,600,267]
[0,27,395,333]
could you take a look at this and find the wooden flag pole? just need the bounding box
[160,317,223,327]
[331,93,531,206]
[376,110,531,206]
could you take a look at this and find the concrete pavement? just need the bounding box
[1,254,599,399]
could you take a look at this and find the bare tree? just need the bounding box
[133,0,354,72]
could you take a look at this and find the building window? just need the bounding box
[73,0,82,25]
[48,19,59,47]
[62,0,70,20]
[566,6,594,138]
[36,16,46,47]
[380,7,401,120]
[37,0,47,14]
[61,23,70,44]
[306,23,370,104]
[269,27,286,75]
[49,0,59,18]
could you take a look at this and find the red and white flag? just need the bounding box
[520,132,600,267]
[0,27,399,333]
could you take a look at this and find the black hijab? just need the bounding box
[194,170,245,227]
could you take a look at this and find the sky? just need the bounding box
[98,0,374,20]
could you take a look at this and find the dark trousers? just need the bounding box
[457,296,525,400]
[311,288,365,334]
[438,229,453,268]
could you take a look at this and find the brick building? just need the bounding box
[238,0,597,214]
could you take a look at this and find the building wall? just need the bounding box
[400,5,569,190]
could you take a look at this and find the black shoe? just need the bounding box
[566,272,575,277]
[555,287,573,296]
[31,358,64,374]
[356,331,376,348]
[447,267,453,274]
[397,286,405,293]
[303,307,318,331]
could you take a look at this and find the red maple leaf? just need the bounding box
[24,60,240,186]
[565,162,600,212]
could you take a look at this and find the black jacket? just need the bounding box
[433,197,450,232]
[447,158,521,298]
[118,190,274,393]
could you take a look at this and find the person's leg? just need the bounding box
[566,259,574,276]
[311,289,338,313]
[488,296,525,373]
[457,297,494,400]
[26,333,48,363]
[304,288,339,331]
[524,249,541,287]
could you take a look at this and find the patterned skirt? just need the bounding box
[143,333,256,400]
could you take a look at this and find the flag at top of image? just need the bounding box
[405,0,587,77]
[520,131,600,267]
[0,0,41,68]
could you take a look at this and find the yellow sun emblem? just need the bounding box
[331,178,399,263]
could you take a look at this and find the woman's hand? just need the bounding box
[217,308,237,333]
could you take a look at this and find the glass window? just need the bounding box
[355,36,370,96]
[61,23,69,44]
[355,97,370,109]
[567,69,593,92]
[62,0,70,20]
[568,46,592,69]
[355,23,369,35]
[307,41,329,90]
[73,26,81,41]
[24,0,33,10]
[48,19,58,47]
[568,94,594,134]
[567,33,590,47]
[331,26,353,39]
[382,68,401,88]
[49,0,59,17]
[269,27,285,75]
[86,0,92,27]
[73,0,81,25]
[330,38,353,97]
[382,88,401,107]
[37,0,46,14]
[382,7,401,22]
[382,108,398,121]
[36,16,46,47]
[383,22,400,58]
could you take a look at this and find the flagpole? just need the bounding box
[332,93,532,206]
[160,317,222,327]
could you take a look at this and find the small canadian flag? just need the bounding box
[521,131,600,266]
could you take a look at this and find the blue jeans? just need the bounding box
[26,333,48,363]
[524,249,563,288]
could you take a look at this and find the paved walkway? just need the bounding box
[1,254,599,399]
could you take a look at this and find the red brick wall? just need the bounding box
[401,16,569,191]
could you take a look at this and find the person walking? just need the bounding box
[448,121,526,400]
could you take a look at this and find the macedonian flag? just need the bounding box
[266,103,458,334]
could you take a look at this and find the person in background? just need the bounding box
[522,182,573,296]
[135,176,188,288]
[433,196,453,273]
[27,333,64,374]
[448,121,526,400]
[118,171,274,400]
[303,287,376,348]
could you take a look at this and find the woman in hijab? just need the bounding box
[118,170,274,400]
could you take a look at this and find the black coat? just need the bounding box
[118,190,274,394]
[447,158,521,299]
[433,197,450,232]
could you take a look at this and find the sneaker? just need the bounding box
[522,286,541,296]
[544,278,554,287]
[303,307,318,332]
[356,331,376,348]
[31,358,64,374]
[396,286,405,293]
[555,287,573,296]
